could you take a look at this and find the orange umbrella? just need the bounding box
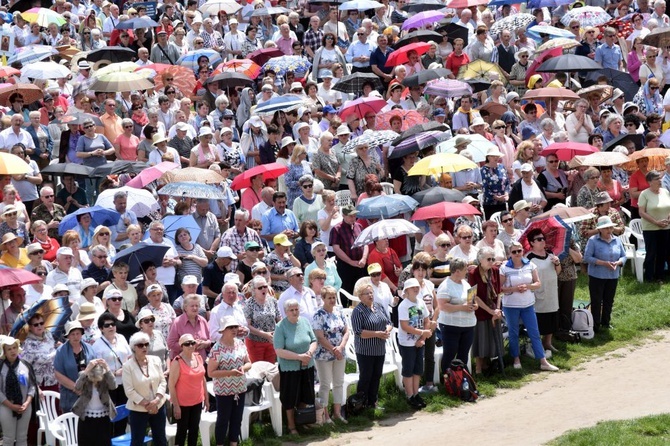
[0,84,43,106]
[375,109,427,131]
[217,59,262,79]
[625,148,669,171]
[136,64,194,95]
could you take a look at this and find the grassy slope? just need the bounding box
[547,414,670,446]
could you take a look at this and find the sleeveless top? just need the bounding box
[175,354,205,407]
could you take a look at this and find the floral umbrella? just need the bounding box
[536,38,582,54]
[560,6,611,27]
[519,216,571,260]
[217,59,262,79]
[490,13,534,37]
[375,110,427,132]
[262,56,311,76]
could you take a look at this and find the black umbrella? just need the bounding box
[465,77,491,93]
[392,122,449,146]
[402,0,445,12]
[9,0,50,12]
[584,68,637,102]
[435,21,468,47]
[114,242,170,279]
[92,161,148,177]
[388,131,449,159]
[536,54,603,73]
[402,68,451,87]
[604,133,645,152]
[395,30,444,48]
[54,113,103,126]
[412,187,465,206]
[115,17,159,30]
[87,46,137,63]
[209,71,254,88]
[332,72,383,94]
[41,164,95,177]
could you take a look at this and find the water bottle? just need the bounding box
[462,377,470,392]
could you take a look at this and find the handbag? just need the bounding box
[294,405,316,425]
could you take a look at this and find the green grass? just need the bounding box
[546,414,670,445]
[237,271,670,445]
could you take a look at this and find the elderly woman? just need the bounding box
[189,127,220,169]
[174,228,208,283]
[500,241,558,372]
[30,220,59,262]
[576,167,602,210]
[409,259,438,393]
[62,229,90,270]
[104,289,138,342]
[72,358,116,446]
[114,118,141,161]
[168,334,208,446]
[104,262,138,316]
[122,332,168,446]
[136,309,168,372]
[584,216,627,331]
[20,312,58,395]
[0,336,37,446]
[0,205,28,246]
[633,78,664,117]
[0,233,28,268]
[481,147,511,219]
[208,316,251,445]
[92,226,115,263]
[565,99,594,143]
[537,153,568,210]
[428,233,452,287]
[304,241,342,289]
[601,114,625,146]
[449,225,479,264]
[318,190,342,253]
[73,211,95,250]
[351,282,391,410]
[292,176,324,225]
[285,145,311,208]
[140,284,176,341]
[347,142,382,202]
[510,164,547,215]
[511,141,535,182]
[312,132,340,191]
[312,286,349,423]
[274,299,317,435]
[54,321,98,412]
[476,220,506,263]
[638,170,670,283]
[244,276,281,364]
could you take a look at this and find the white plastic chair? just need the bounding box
[385,330,403,390]
[629,218,645,250]
[37,390,61,446]
[618,228,635,275]
[241,382,274,441]
[338,288,360,307]
[335,189,352,207]
[380,182,395,195]
[489,211,502,229]
[51,413,79,446]
[433,344,444,385]
[200,383,217,446]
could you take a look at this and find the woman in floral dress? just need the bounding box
[480,148,510,220]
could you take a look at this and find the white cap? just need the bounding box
[182,275,198,286]
[216,246,237,259]
[57,247,73,257]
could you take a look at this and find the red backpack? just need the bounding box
[443,359,479,402]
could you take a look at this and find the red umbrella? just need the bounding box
[519,216,571,258]
[125,161,180,189]
[0,268,41,287]
[248,48,284,66]
[540,142,599,161]
[411,202,481,221]
[339,97,387,121]
[216,59,262,79]
[231,162,289,190]
[525,47,562,85]
[375,109,427,131]
[385,41,431,67]
[135,64,195,97]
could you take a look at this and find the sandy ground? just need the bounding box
[309,330,670,446]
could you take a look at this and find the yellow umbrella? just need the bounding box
[0,153,30,175]
[408,153,477,177]
[624,148,668,172]
[94,62,143,78]
[457,60,505,81]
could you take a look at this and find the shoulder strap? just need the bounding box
[158,44,175,65]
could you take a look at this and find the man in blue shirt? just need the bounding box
[370,34,394,87]
[594,28,622,70]
[261,191,299,248]
[346,27,375,73]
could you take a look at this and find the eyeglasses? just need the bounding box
[83,32,90,35]
[142,317,156,323]
[83,124,94,129]
[254,270,268,275]
[256,285,268,290]
[357,33,365,35]
[36,271,47,276]
[291,273,304,278]
[182,341,196,347]
[31,321,44,327]
[460,235,473,240]
[136,342,150,348]
[438,243,451,248]
[302,184,313,189]
[494,126,505,130]
[511,249,523,254]
[370,272,381,277]
[4,212,16,217]
[571,25,579,29]
[103,323,116,328]
[165,78,174,82]
[548,160,559,164]
[520,55,528,58]
[29,251,45,256]
[533,237,545,242]
[248,247,262,252]
[651,86,660,90]
[223,117,233,120]
[123,125,133,128]
[108,297,123,302]
[94,255,107,259]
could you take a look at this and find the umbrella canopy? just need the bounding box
[0,267,41,288]
[21,61,71,80]
[401,68,451,87]
[53,112,103,126]
[577,84,613,104]
[253,95,305,116]
[392,122,450,146]
[7,45,56,64]
[519,216,571,259]
[333,72,383,94]
[604,133,645,152]
[479,102,508,121]
[395,30,444,48]
[245,6,292,17]
[411,202,481,221]
[356,194,419,219]
[489,13,534,37]
[402,0,444,12]
[0,153,32,175]
[353,219,421,248]
[247,48,284,66]
[341,130,400,153]
[625,148,669,171]
[22,7,66,26]
[540,142,599,161]
[536,54,602,73]
[136,64,197,97]
[115,16,159,29]
[10,297,71,343]
[385,41,431,67]
[568,151,630,168]
[41,163,95,177]
[159,182,227,199]
[528,24,576,40]
[407,153,477,176]
[59,206,121,236]
[536,38,582,54]
[560,6,610,27]
[412,187,465,206]
[525,47,562,84]
[435,22,469,47]
[199,0,242,14]
[401,10,445,30]
[209,71,254,88]
[457,60,505,80]
[531,206,595,224]
[231,162,290,190]
[177,49,223,70]
[114,242,171,280]
[161,167,225,184]
[125,162,179,189]
[262,56,311,76]
[0,84,43,106]
[92,161,148,177]
[423,78,472,97]
[95,186,159,218]
[642,27,670,48]
[0,67,20,78]
[390,131,450,159]
[584,68,637,101]
[522,87,580,101]
[446,0,488,8]
[87,46,137,63]
[218,59,262,79]
[375,110,427,132]
[339,96,387,120]
[89,72,154,92]
[339,0,383,10]
[96,61,139,77]
[436,134,497,162]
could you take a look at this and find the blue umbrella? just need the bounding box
[151,215,202,244]
[356,194,419,219]
[262,56,311,76]
[339,0,384,10]
[159,182,227,200]
[10,297,72,342]
[177,49,222,70]
[254,95,305,116]
[58,206,120,236]
[115,16,159,29]
[528,24,576,41]
[114,242,171,279]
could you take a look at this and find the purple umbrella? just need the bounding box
[423,79,472,98]
[389,130,450,159]
[401,10,446,31]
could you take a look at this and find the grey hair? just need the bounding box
[612,145,629,154]
[182,293,201,307]
[646,170,662,182]
[450,258,467,272]
[129,331,151,349]
[121,118,133,127]
[583,167,600,181]
[89,244,109,257]
[251,276,267,289]
[540,118,556,131]
[40,187,54,197]
[573,98,589,109]
[114,190,128,200]
[283,298,300,311]
[215,95,229,107]
[477,246,496,262]
[149,220,164,230]
[298,174,314,186]
[235,209,249,220]
[604,114,622,128]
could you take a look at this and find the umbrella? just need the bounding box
[407,153,478,176]
[125,162,179,189]
[95,186,159,218]
[395,30,444,48]
[375,110,427,132]
[401,10,445,30]
[423,78,472,98]
[353,219,421,248]
[115,16,159,29]
[401,68,451,87]
[54,113,103,126]
[114,242,171,280]
[536,38,582,54]
[522,87,580,101]
[245,6,292,17]
[22,7,66,26]
[528,25,576,40]
[21,61,71,80]
[525,47,562,84]
[92,161,148,177]
[89,72,154,92]
[584,68,637,101]
[218,59,262,79]
[536,54,602,73]
[531,206,595,224]
[385,41,431,67]
[10,297,71,343]
[479,102,508,121]
[87,46,137,63]
[97,61,140,77]
[58,206,121,236]
[625,148,669,171]
[560,6,610,27]
[540,142,598,161]
[247,48,284,66]
[356,194,419,219]
[262,56,311,76]
[339,0,383,10]
[412,187,465,206]
[392,122,450,146]
[411,202,481,221]
[253,95,305,116]
[0,268,41,288]
[161,167,225,184]
[402,0,444,12]
[199,0,242,15]
[41,163,95,177]
[457,60,505,81]
[0,153,31,175]
[136,64,196,97]
[231,162,290,190]
[577,85,613,104]
[341,130,399,153]
[445,0,488,7]
[177,49,223,70]
[642,27,670,48]
[7,45,57,64]
[158,182,227,199]
[436,22,469,47]
[209,71,254,88]
[519,216,571,259]
[604,133,645,152]
[159,215,202,245]
[339,97,387,121]
[9,0,51,12]
[529,0,573,6]
[489,14,534,37]
[389,130,450,159]
[660,129,670,148]
[436,134,497,162]
[464,78,492,93]
[0,84,42,106]
[568,151,630,168]
[332,72,382,94]
[0,67,20,78]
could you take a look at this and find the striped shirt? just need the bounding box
[351,302,390,357]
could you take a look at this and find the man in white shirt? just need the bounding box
[102,4,119,38]
[110,190,138,249]
[46,247,83,301]
[346,27,376,73]
[135,47,151,66]
[223,18,244,60]
[209,282,249,342]
[317,72,343,107]
[0,114,35,152]
[145,220,181,303]
[278,267,319,319]
[251,187,274,221]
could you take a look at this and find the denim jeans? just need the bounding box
[214,394,245,445]
[128,406,167,446]
[502,305,545,360]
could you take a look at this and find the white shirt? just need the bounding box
[251,201,271,222]
[46,267,83,301]
[0,127,35,152]
[208,300,247,342]
[144,238,178,285]
[371,281,394,318]
[277,285,318,320]
[148,146,180,166]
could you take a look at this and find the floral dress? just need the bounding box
[217,142,245,172]
[346,156,382,196]
[82,325,101,346]
[21,332,58,386]
[311,307,347,361]
[243,297,281,344]
[481,163,510,206]
[209,338,248,396]
[141,302,176,341]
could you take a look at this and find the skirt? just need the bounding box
[278,366,315,410]
[472,319,499,358]
[536,311,559,336]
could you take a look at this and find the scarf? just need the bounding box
[4,359,23,418]
[457,106,475,126]
[132,111,149,127]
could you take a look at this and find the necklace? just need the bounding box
[135,356,149,377]
[180,353,198,369]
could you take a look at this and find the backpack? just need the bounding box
[345,391,367,417]
[244,377,265,406]
[443,359,479,402]
[572,304,594,340]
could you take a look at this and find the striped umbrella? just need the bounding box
[7,45,56,64]
[177,49,222,70]
[489,13,534,37]
[423,78,472,97]
[254,95,305,116]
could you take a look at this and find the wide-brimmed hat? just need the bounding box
[595,215,616,230]
[80,277,98,292]
[401,278,420,297]
[485,147,504,158]
[152,133,169,146]
[51,283,70,296]
[513,199,531,212]
[0,336,21,359]
[594,191,613,206]
[281,136,296,148]
[0,232,22,250]
[1,205,17,217]
[469,116,485,131]
[453,136,470,148]
[64,320,84,337]
[179,333,195,346]
[135,308,155,328]
[77,302,97,321]
[218,315,240,332]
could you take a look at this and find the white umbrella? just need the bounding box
[200,0,242,15]
[436,134,497,163]
[21,61,70,80]
[353,220,421,248]
[95,186,159,218]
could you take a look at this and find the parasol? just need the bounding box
[519,216,572,259]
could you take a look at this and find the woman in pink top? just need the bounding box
[114,119,141,161]
[168,333,208,446]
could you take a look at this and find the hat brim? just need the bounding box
[596,223,616,229]
[1,235,23,249]
[276,241,293,247]
[77,313,97,321]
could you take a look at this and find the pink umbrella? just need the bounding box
[446,0,489,8]
[525,47,562,85]
[401,10,446,30]
[339,97,387,121]
[540,142,598,161]
[125,161,180,189]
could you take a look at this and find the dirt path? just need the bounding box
[310,331,670,446]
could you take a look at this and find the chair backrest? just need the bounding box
[335,190,352,207]
[55,413,79,446]
[630,218,643,237]
[341,308,354,333]
[344,336,358,365]
[380,182,394,196]
[40,390,60,423]
[338,288,360,305]
[112,404,129,423]
[489,211,502,228]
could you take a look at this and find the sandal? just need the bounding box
[289,428,299,435]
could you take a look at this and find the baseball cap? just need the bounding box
[182,275,198,285]
[273,233,293,247]
[216,246,237,259]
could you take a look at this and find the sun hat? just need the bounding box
[225,272,241,285]
[26,243,43,255]
[485,147,504,158]
[513,199,531,212]
[453,136,470,147]
[401,278,420,297]
[51,283,70,296]
[57,247,74,257]
[0,336,21,359]
[595,215,616,230]
[469,116,485,131]
[152,133,169,145]
[462,196,479,205]
[198,126,213,137]
[1,205,16,216]
[77,302,97,321]
[506,91,520,103]
[594,191,613,205]
[310,241,326,252]
[336,125,351,136]
[0,233,23,250]
[179,333,195,345]
[182,275,198,286]
[176,122,189,132]
[135,308,155,328]
[64,320,84,337]
[218,315,240,332]
[519,163,534,173]
[281,136,296,148]
[80,277,98,292]
[342,204,358,216]
[251,261,268,273]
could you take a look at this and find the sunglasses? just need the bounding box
[83,124,94,129]
[651,86,660,90]
[108,297,123,302]
[136,342,150,348]
[103,323,116,328]
[254,270,268,275]
[142,317,156,323]
[124,125,133,128]
[166,78,174,81]
[31,321,44,327]
[438,243,452,248]
[36,271,47,276]
[494,126,505,130]
[182,341,196,347]
[502,218,513,223]
[29,251,45,256]
[370,272,381,277]
[291,273,304,278]
[4,212,16,217]
[302,184,313,189]
[511,249,523,254]
[460,235,473,240]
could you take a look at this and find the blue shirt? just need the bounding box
[370,45,394,75]
[594,43,622,70]
[584,234,627,279]
[345,40,375,67]
[261,207,299,248]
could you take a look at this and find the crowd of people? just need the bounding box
[0,0,665,444]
